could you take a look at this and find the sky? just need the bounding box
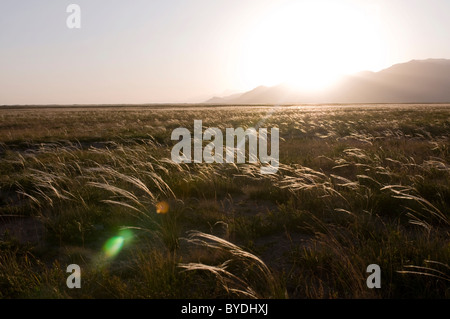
[1,0,450,104]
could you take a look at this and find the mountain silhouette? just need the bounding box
[206,59,450,104]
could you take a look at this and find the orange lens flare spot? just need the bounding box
[156,201,169,214]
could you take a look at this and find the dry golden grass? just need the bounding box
[0,104,449,298]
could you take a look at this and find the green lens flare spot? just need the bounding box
[103,236,125,258]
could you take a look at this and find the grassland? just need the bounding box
[0,104,449,298]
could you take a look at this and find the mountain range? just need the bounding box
[206,59,450,104]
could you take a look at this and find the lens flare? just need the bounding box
[156,201,169,214]
[103,228,134,258]
[103,236,124,258]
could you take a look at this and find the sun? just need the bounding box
[238,1,386,91]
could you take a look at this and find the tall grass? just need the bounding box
[0,104,449,298]
[179,230,287,299]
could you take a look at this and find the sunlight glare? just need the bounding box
[239,1,386,91]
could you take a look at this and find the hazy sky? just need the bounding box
[1,0,450,104]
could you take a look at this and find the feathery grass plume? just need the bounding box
[275,165,350,207]
[302,215,378,298]
[381,185,449,226]
[179,230,287,299]
[88,169,181,251]
[397,260,450,282]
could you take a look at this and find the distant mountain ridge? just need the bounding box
[206,59,450,104]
